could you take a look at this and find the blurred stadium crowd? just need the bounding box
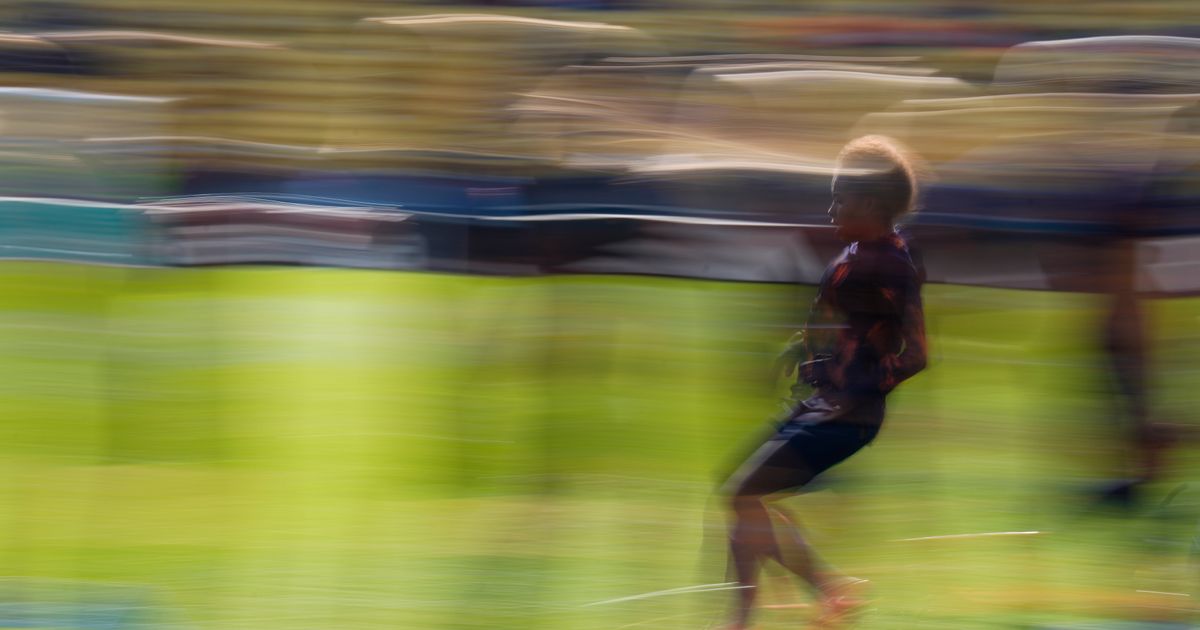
[0,0,1189,292]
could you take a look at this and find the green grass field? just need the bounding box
[0,262,1197,629]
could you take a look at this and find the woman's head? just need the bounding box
[829,135,920,242]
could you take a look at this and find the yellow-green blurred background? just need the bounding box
[0,2,1195,629]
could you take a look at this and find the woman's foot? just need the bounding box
[811,577,870,627]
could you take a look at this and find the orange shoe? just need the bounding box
[810,578,870,628]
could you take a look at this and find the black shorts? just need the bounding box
[724,398,882,497]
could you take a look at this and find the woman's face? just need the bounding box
[828,176,882,243]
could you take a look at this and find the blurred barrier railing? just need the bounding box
[2,192,1200,298]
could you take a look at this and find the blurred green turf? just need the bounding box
[0,262,1195,629]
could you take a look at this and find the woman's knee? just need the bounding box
[724,465,810,504]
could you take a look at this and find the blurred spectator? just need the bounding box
[11,1,106,30]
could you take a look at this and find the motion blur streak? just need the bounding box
[0,2,1195,629]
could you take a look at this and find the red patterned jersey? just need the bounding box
[802,231,927,397]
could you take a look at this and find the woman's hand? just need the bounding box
[800,356,833,387]
[773,331,806,381]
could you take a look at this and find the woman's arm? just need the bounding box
[879,276,927,392]
[835,257,927,395]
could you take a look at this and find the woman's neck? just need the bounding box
[856,223,894,243]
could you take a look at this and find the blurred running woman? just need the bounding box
[722,136,927,628]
